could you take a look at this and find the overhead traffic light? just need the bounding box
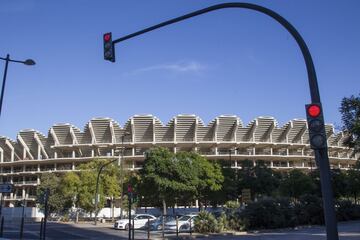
[305,103,327,150]
[103,32,115,62]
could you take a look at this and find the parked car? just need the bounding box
[164,214,198,231]
[147,215,176,231]
[114,214,156,230]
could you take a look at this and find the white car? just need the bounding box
[114,214,156,230]
[164,214,198,231]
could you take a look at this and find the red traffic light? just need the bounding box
[307,104,321,118]
[127,185,133,193]
[104,33,111,42]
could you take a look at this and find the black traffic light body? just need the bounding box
[103,32,115,62]
[305,103,327,150]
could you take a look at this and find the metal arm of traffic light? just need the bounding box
[109,3,338,239]
[113,2,320,103]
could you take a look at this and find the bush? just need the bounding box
[294,194,324,225]
[224,200,240,209]
[240,197,295,230]
[336,200,360,221]
[194,211,220,233]
[227,210,247,231]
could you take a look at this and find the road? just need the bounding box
[0,220,359,239]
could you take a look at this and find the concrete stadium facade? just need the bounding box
[0,114,357,206]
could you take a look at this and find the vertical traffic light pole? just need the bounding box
[106,3,338,239]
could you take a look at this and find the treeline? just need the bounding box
[37,147,360,228]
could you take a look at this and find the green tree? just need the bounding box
[346,162,360,204]
[138,147,224,214]
[238,160,279,200]
[37,173,71,215]
[62,159,122,214]
[331,169,348,200]
[175,151,224,209]
[138,147,195,214]
[340,93,360,154]
[279,169,315,201]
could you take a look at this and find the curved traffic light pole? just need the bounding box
[109,3,338,239]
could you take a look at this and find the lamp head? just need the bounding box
[23,59,36,66]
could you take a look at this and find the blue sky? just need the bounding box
[0,0,359,139]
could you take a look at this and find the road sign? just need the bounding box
[0,184,13,193]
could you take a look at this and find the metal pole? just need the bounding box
[39,218,43,240]
[176,216,178,237]
[0,216,4,238]
[128,192,132,240]
[0,54,10,117]
[120,135,125,219]
[20,198,25,239]
[147,217,150,240]
[94,159,117,225]
[111,3,338,239]
[43,188,49,240]
[0,194,3,217]
[316,149,339,239]
[132,218,135,240]
[161,214,164,239]
[94,166,103,225]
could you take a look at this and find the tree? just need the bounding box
[340,93,360,155]
[138,147,224,214]
[62,159,122,215]
[175,151,224,209]
[345,161,360,204]
[279,169,315,201]
[237,160,279,200]
[138,147,195,214]
[37,173,71,215]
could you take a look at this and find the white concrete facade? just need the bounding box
[0,114,357,205]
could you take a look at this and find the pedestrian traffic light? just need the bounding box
[305,103,327,150]
[103,32,115,62]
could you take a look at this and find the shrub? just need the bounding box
[240,197,295,230]
[227,210,247,231]
[294,194,324,225]
[194,211,220,233]
[336,200,360,221]
[224,200,240,209]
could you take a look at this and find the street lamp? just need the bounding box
[104,3,339,239]
[0,54,36,117]
[93,131,131,225]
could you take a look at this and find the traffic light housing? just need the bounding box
[305,103,327,150]
[103,32,115,62]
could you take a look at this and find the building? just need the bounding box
[0,114,357,206]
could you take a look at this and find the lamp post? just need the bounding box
[105,3,339,239]
[119,132,131,219]
[0,54,36,117]
[93,131,131,225]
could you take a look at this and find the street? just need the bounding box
[0,220,359,239]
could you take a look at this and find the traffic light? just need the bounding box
[305,103,327,149]
[103,32,115,62]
